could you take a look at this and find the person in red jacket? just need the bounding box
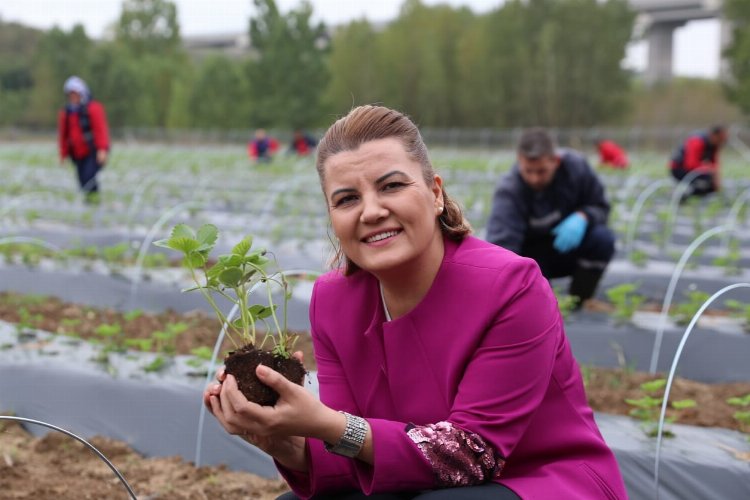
[289,129,318,156]
[596,139,628,169]
[247,129,280,163]
[58,76,110,203]
[669,125,727,198]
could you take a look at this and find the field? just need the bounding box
[1,141,749,499]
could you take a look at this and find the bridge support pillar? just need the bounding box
[645,20,685,85]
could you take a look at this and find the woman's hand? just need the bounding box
[203,352,342,471]
[96,149,108,166]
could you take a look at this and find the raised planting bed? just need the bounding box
[0,265,316,332]
[1,314,749,499]
[563,311,750,383]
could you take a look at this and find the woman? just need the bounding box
[57,75,110,202]
[204,105,627,499]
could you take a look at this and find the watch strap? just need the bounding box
[324,411,368,458]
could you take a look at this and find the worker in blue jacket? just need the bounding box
[486,128,615,308]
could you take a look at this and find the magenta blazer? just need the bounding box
[278,236,627,499]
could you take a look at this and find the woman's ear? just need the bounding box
[432,174,444,203]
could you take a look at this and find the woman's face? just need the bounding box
[322,138,443,276]
[67,91,82,106]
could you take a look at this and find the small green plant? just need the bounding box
[93,323,126,354]
[57,317,81,336]
[124,338,154,351]
[151,321,188,356]
[712,240,742,276]
[15,307,42,336]
[726,393,750,442]
[155,223,305,405]
[629,249,648,268]
[101,242,130,264]
[605,283,645,325]
[552,286,579,319]
[186,346,214,373]
[625,378,696,437]
[725,300,750,333]
[154,223,296,357]
[143,355,168,373]
[123,309,143,323]
[672,289,711,326]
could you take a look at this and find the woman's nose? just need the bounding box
[360,195,388,223]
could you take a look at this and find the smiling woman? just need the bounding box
[203,105,628,500]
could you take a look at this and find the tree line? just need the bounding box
[0,0,745,131]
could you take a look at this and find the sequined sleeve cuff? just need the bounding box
[406,421,504,487]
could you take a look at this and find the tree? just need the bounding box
[375,0,477,126]
[325,20,380,114]
[461,0,634,127]
[190,55,251,129]
[115,0,181,56]
[26,25,92,126]
[724,0,750,116]
[0,19,42,125]
[86,43,156,127]
[247,0,329,128]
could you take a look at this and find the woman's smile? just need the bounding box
[362,229,403,245]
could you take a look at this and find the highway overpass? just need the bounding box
[631,0,727,83]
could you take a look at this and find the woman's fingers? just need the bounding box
[254,364,296,400]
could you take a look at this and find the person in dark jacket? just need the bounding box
[486,128,615,308]
[669,125,727,198]
[57,76,110,202]
[289,129,317,156]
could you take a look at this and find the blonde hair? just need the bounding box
[316,105,471,275]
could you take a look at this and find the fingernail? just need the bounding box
[257,364,269,376]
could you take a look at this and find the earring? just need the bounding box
[437,205,444,213]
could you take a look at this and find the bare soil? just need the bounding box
[0,419,290,499]
[1,291,749,498]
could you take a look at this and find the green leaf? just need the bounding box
[232,236,253,257]
[219,254,244,267]
[95,324,121,337]
[190,346,213,360]
[247,250,269,267]
[727,394,750,407]
[184,251,206,269]
[219,267,243,287]
[171,224,196,240]
[671,399,696,409]
[143,355,167,373]
[206,261,225,279]
[248,304,275,320]
[196,224,219,249]
[640,379,667,393]
[156,236,201,255]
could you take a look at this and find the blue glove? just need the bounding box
[551,212,588,253]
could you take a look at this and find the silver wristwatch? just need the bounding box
[324,411,368,458]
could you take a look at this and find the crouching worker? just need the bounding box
[204,107,626,499]
[487,127,615,308]
[669,125,727,199]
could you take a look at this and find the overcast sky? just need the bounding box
[0,0,721,78]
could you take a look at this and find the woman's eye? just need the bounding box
[383,182,405,191]
[334,195,357,207]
